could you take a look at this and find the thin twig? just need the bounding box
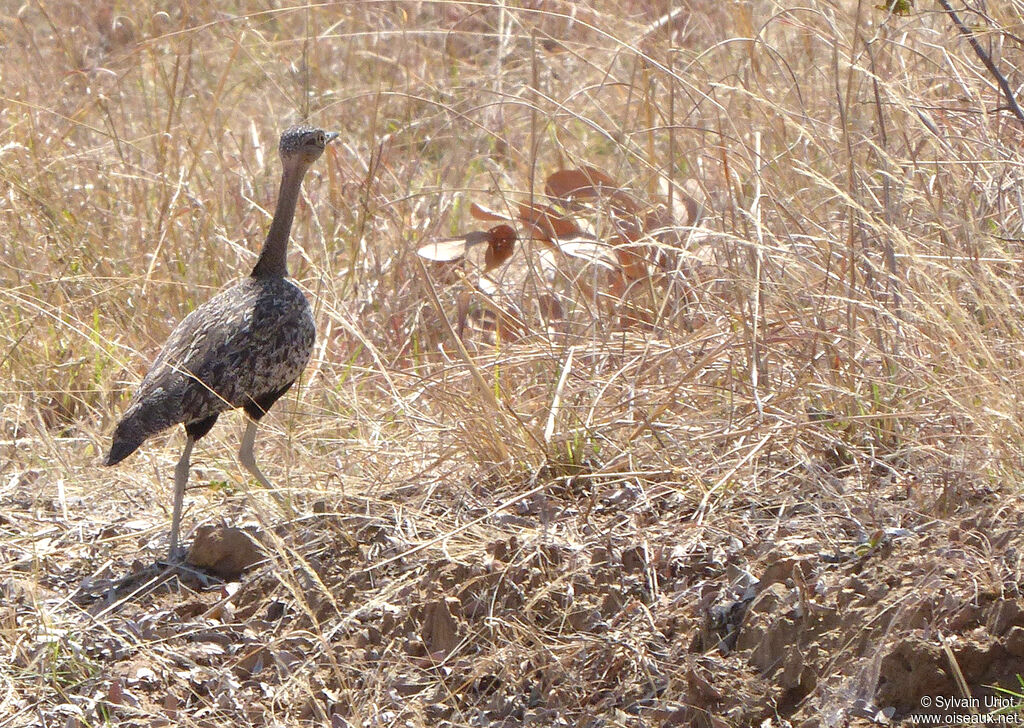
[936,0,1024,127]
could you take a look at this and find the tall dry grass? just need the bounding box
[4,0,1024,724]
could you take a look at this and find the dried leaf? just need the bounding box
[657,177,705,227]
[107,678,124,705]
[614,246,650,281]
[517,201,580,239]
[483,224,517,271]
[163,692,179,716]
[544,166,618,199]
[553,236,618,271]
[417,238,471,263]
[546,166,643,215]
[469,201,513,222]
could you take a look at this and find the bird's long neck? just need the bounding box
[251,163,307,278]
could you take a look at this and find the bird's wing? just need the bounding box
[136,282,313,415]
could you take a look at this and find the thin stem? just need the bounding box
[936,0,1024,127]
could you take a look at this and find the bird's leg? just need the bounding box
[168,436,195,561]
[239,419,293,514]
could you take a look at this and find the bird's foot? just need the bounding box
[159,546,188,567]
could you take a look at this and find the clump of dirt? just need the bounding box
[187,525,263,578]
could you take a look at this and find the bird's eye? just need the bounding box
[316,132,325,145]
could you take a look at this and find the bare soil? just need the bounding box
[6,450,1024,727]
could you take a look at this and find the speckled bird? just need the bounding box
[105,125,338,560]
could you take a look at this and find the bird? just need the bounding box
[105,124,338,561]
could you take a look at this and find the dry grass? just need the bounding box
[5,0,1024,725]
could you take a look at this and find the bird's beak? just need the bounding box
[325,132,340,144]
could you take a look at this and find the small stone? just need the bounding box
[186,526,263,578]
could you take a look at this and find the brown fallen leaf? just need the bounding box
[483,224,517,271]
[544,166,618,200]
[417,230,490,262]
[107,678,124,706]
[545,166,642,214]
[163,692,179,718]
[469,200,514,222]
[517,201,580,240]
[418,226,517,270]
[551,235,618,271]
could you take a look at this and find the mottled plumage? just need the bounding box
[105,277,315,464]
[105,124,337,560]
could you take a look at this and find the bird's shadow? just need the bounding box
[72,558,223,614]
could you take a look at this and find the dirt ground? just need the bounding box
[6,442,1024,727]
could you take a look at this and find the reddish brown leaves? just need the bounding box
[545,165,617,201]
[420,165,703,280]
[516,201,580,241]
[420,164,706,332]
[417,224,518,268]
[469,201,512,223]
[546,165,642,215]
[483,224,516,271]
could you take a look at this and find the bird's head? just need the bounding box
[279,125,339,168]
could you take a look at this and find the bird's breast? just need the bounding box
[240,278,315,393]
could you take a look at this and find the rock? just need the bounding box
[186,526,263,579]
[419,596,462,654]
